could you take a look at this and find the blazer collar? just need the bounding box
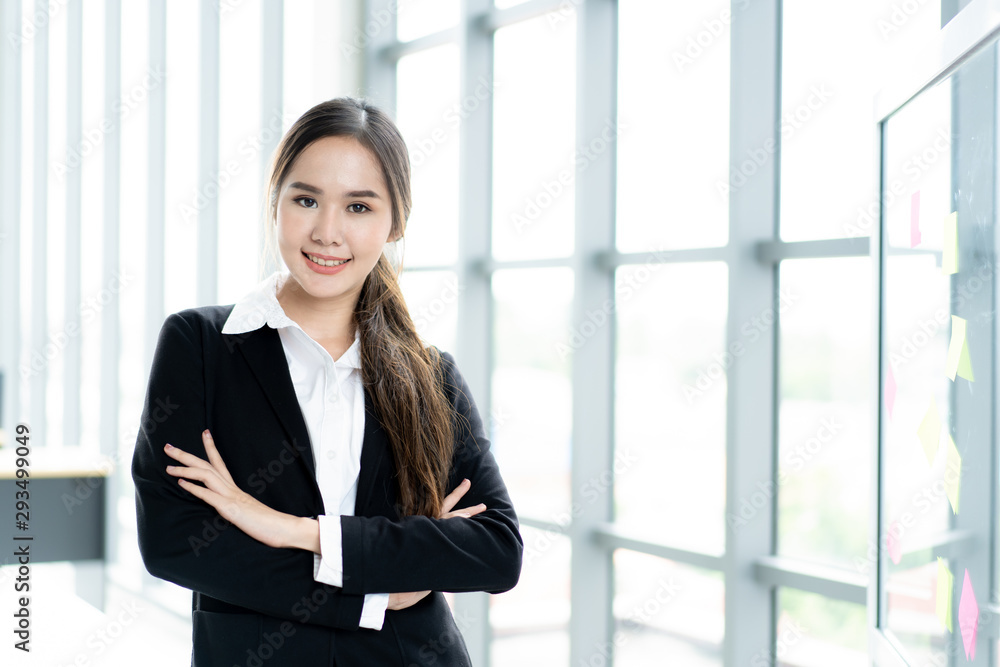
[224,320,389,516]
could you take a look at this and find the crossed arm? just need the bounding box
[131,313,522,631]
[163,429,487,610]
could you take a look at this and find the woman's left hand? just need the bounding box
[165,429,306,550]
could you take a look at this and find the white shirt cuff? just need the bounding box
[359,593,390,630]
[312,514,344,587]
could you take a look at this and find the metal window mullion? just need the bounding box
[592,523,725,572]
[362,0,397,116]
[64,0,83,448]
[453,2,495,664]
[145,0,166,367]
[570,0,617,664]
[753,556,867,605]
[725,1,781,665]
[381,27,458,62]
[31,0,50,457]
[198,0,220,306]
[258,0,280,280]
[0,0,22,446]
[480,0,568,33]
[100,0,122,595]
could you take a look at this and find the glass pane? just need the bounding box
[615,262,727,554]
[780,0,940,241]
[777,258,872,570]
[396,0,459,42]
[613,550,723,667]
[617,1,729,252]
[164,0,199,315]
[80,0,106,454]
[776,589,867,666]
[879,37,996,665]
[396,43,460,267]
[492,268,573,519]
[492,10,575,261]
[490,526,570,665]
[398,270,458,354]
[217,0,263,304]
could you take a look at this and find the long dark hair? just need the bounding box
[263,97,454,518]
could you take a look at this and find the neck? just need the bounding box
[275,274,359,343]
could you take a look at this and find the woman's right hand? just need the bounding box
[387,478,488,610]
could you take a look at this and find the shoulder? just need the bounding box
[165,304,237,336]
[424,345,477,410]
[153,305,238,358]
[425,344,458,385]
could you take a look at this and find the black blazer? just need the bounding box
[131,306,523,666]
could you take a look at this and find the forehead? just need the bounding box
[285,135,386,192]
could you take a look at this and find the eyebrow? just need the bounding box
[288,181,381,199]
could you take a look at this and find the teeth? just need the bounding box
[307,254,349,267]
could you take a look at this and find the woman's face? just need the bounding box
[275,135,398,308]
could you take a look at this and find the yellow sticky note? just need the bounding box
[917,396,941,466]
[937,557,954,632]
[943,212,958,275]
[945,434,962,514]
[946,315,975,382]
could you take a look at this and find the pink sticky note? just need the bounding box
[910,191,922,247]
[887,521,901,565]
[959,568,979,660]
[886,366,897,420]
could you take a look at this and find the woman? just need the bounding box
[131,97,522,666]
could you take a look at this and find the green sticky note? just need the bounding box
[937,557,954,632]
[945,434,962,515]
[943,212,958,275]
[917,396,941,466]
[946,315,974,382]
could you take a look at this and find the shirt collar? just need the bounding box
[223,269,362,370]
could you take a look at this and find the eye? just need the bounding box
[348,203,371,214]
[294,196,318,209]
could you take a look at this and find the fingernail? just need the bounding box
[203,429,210,436]
[462,478,469,485]
[164,443,173,450]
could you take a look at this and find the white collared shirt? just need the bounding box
[221,269,389,630]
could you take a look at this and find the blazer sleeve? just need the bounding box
[339,349,524,596]
[131,311,366,630]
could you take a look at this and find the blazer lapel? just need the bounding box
[227,324,395,516]
[229,326,319,482]
[356,383,390,514]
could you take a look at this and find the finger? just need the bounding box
[201,430,235,484]
[441,503,486,520]
[164,443,213,470]
[166,465,221,490]
[439,478,470,516]
[176,477,219,505]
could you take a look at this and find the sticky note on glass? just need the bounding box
[887,520,902,565]
[944,434,962,514]
[917,396,941,465]
[943,211,958,274]
[946,315,974,382]
[937,557,954,632]
[910,191,921,247]
[959,568,979,660]
[885,366,897,420]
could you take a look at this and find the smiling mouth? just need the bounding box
[304,252,350,267]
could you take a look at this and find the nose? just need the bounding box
[312,209,345,246]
